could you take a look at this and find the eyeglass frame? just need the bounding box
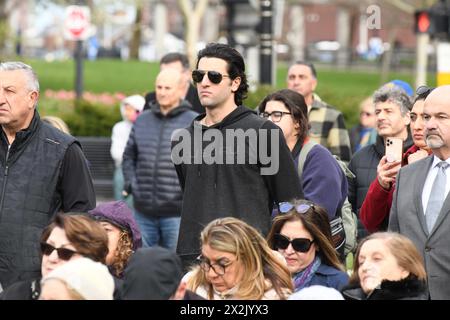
[196,255,236,276]
[192,70,230,84]
[259,111,292,123]
[278,201,314,214]
[40,242,78,261]
[273,233,315,253]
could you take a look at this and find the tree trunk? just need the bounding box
[129,4,142,60]
[287,4,305,63]
[178,0,209,68]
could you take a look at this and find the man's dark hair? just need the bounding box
[292,61,317,79]
[160,52,190,70]
[196,43,249,106]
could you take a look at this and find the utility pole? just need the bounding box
[75,40,83,100]
[259,0,272,85]
[415,33,429,88]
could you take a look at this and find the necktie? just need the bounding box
[425,161,449,233]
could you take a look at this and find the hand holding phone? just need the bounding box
[385,137,403,163]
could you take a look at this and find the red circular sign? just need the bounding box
[65,6,90,40]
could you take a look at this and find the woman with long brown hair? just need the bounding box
[267,200,349,292]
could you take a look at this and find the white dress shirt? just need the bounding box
[421,155,450,214]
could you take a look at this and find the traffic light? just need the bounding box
[414,2,450,38]
[415,10,431,34]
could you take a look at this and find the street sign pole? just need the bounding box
[64,5,91,102]
[75,40,83,100]
[259,0,273,85]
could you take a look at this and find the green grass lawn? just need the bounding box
[25,58,437,128]
[25,59,158,95]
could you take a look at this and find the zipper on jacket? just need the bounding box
[0,146,11,219]
[152,117,166,210]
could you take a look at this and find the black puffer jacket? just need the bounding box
[348,133,413,239]
[122,100,197,217]
[342,276,428,300]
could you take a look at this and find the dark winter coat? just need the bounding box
[342,276,428,300]
[0,279,40,300]
[348,133,413,239]
[123,101,197,217]
[0,111,95,288]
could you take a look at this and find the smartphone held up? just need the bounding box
[385,137,403,163]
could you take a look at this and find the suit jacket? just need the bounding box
[389,155,450,300]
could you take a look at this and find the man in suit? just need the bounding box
[389,85,450,300]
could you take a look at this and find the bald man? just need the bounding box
[144,52,204,113]
[389,85,450,299]
[122,69,198,250]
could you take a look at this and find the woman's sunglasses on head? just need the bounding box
[279,201,313,214]
[416,85,434,97]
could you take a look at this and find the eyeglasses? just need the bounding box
[192,70,230,84]
[40,242,78,261]
[273,233,314,253]
[279,201,313,214]
[259,111,292,123]
[196,255,234,276]
[360,111,374,117]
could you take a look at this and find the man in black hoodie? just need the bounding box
[171,43,303,269]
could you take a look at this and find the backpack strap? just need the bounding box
[297,140,318,178]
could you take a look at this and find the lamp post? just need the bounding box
[259,0,272,85]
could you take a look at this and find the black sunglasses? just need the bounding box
[40,242,78,261]
[192,70,230,84]
[416,85,434,97]
[273,233,314,253]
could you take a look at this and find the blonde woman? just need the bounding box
[184,217,293,300]
[41,115,70,134]
[342,232,427,300]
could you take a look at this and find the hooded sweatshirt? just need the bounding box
[172,106,303,265]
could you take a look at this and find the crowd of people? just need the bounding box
[0,41,449,300]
